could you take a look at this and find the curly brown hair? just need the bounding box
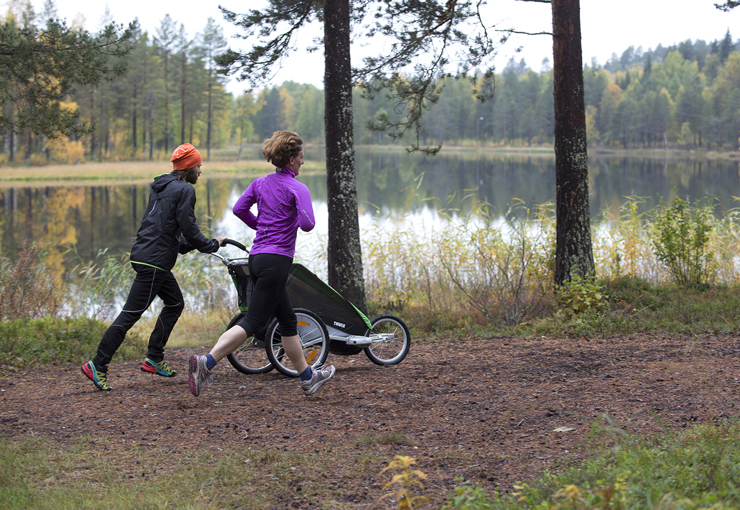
[261,131,304,169]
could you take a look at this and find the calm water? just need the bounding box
[2,149,738,275]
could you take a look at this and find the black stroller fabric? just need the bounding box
[286,263,370,336]
[228,260,253,312]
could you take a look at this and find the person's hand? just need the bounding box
[216,236,228,246]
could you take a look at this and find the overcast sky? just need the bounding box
[36,0,739,94]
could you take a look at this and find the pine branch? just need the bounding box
[496,28,553,36]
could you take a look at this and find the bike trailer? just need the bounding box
[286,263,373,354]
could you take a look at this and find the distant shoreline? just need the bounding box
[353,143,740,161]
[0,144,736,183]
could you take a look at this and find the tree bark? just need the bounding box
[164,51,170,153]
[90,91,96,160]
[206,77,212,160]
[132,83,138,153]
[181,56,186,143]
[324,0,368,313]
[551,0,594,286]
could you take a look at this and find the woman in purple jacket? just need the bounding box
[188,131,335,397]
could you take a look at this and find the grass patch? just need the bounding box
[0,309,236,373]
[0,317,144,373]
[515,278,740,338]
[444,417,740,509]
[0,436,381,510]
[370,277,740,341]
[0,158,327,187]
[131,308,234,350]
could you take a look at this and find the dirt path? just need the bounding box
[1,334,739,508]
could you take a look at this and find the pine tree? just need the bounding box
[196,18,228,160]
[155,15,177,153]
[0,10,132,139]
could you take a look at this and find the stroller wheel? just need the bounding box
[265,308,330,377]
[225,313,275,374]
[364,314,411,366]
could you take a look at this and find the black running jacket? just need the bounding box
[129,172,219,271]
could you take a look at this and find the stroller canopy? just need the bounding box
[286,264,371,336]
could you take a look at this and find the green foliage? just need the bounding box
[443,478,497,509]
[0,316,144,372]
[218,0,497,154]
[521,276,740,338]
[0,15,133,137]
[555,273,605,316]
[6,27,739,162]
[445,417,740,509]
[651,196,715,287]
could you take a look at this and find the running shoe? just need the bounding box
[301,365,336,396]
[188,354,212,397]
[140,358,177,377]
[81,361,112,391]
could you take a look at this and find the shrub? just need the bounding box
[651,196,715,287]
[555,273,605,316]
[0,241,64,320]
[439,202,555,326]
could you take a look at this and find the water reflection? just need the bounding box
[1,151,738,280]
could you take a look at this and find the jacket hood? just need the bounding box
[151,172,179,193]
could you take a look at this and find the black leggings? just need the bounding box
[94,264,184,369]
[237,253,297,337]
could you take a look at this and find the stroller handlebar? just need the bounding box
[222,238,248,252]
[209,238,248,264]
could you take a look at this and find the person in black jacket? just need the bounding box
[82,143,226,391]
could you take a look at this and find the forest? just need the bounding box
[1,4,739,165]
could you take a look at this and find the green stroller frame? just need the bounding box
[214,239,411,378]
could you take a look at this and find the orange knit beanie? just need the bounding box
[170,143,202,171]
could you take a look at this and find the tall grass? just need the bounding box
[7,196,740,351]
[0,242,64,321]
[363,197,740,324]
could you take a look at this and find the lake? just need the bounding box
[1,148,738,277]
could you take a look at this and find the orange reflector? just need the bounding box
[297,320,310,327]
[306,350,317,363]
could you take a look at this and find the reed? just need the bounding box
[9,196,740,340]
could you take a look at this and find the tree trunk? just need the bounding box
[324,0,367,313]
[90,91,96,160]
[149,92,154,160]
[181,57,186,143]
[24,128,31,164]
[132,83,138,154]
[206,76,212,161]
[164,52,170,153]
[551,0,594,286]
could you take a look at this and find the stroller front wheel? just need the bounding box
[364,314,411,366]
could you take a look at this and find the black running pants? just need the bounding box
[237,253,297,337]
[93,264,184,369]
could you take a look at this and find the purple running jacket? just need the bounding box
[233,167,315,258]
